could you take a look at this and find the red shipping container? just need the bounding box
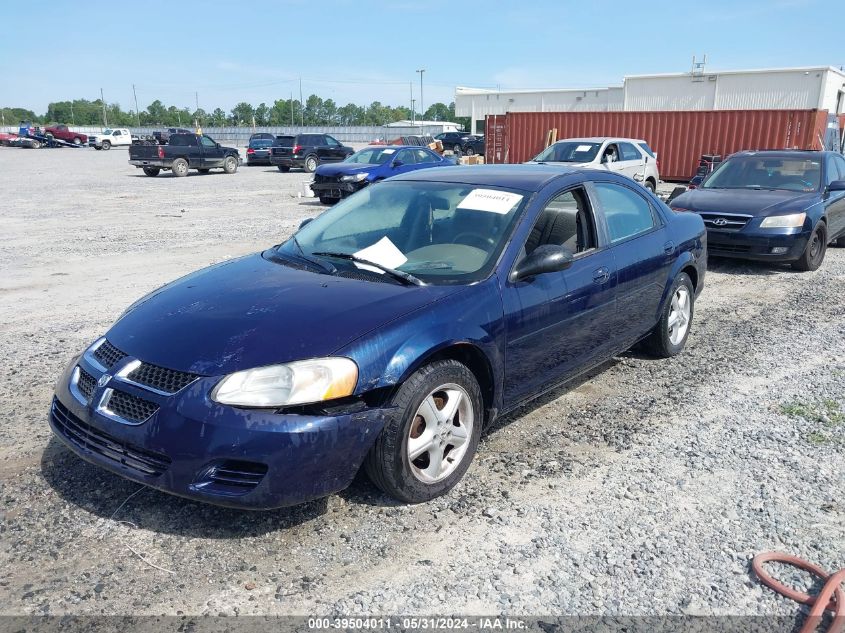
[486,110,830,181]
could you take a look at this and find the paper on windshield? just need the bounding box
[457,189,523,215]
[353,236,407,274]
[381,148,395,154]
[575,144,593,152]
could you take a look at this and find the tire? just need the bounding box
[223,155,238,174]
[465,146,475,156]
[644,180,656,194]
[319,196,338,205]
[364,360,483,503]
[791,221,827,271]
[197,169,210,174]
[171,158,189,177]
[101,140,111,150]
[304,155,318,173]
[94,146,102,151]
[835,236,845,248]
[277,165,290,173]
[31,141,42,149]
[642,272,695,358]
[73,137,82,146]
[453,145,462,156]
[142,167,160,177]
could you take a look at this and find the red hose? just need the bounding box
[752,551,845,633]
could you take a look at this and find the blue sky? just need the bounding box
[2,0,842,115]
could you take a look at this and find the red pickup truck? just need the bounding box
[44,125,88,145]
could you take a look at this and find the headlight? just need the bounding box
[760,212,806,229]
[211,357,358,407]
[340,173,368,182]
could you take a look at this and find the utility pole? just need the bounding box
[100,88,107,126]
[70,101,75,125]
[411,99,416,126]
[299,77,304,126]
[195,91,199,113]
[409,81,414,124]
[290,92,294,126]
[132,84,141,127]
[416,69,425,122]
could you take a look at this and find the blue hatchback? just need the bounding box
[50,166,706,509]
[310,145,453,204]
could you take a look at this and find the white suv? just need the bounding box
[527,137,660,193]
[88,128,132,150]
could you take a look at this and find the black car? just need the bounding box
[670,150,845,271]
[246,138,274,165]
[435,131,484,156]
[128,133,240,177]
[270,133,354,173]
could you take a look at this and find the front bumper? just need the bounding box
[49,356,387,509]
[310,180,366,199]
[706,228,810,262]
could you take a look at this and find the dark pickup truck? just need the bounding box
[128,133,240,177]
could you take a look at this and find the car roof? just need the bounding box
[390,164,582,189]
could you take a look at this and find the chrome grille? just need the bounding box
[103,390,159,424]
[93,340,127,368]
[127,363,197,394]
[51,398,171,477]
[76,367,97,402]
[697,212,752,231]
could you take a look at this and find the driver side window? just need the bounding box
[524,188,597,257]
[200,136,216,148]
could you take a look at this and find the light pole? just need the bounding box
[416,69,425,122]
[411,99,416,125]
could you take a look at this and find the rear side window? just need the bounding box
[275,136,295,146]
[593,183,657,243]
[637,142,656,158]
[619,143,642,161]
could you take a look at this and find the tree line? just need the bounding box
[1,96,468,129]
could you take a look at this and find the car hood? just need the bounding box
[315,162,378,177]
[671,188,819,216]
[106,253,462,376]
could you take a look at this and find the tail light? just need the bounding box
[157,146,164,159]
[687,184,696,190]
[292,145,302,154]
[247,148,255,154]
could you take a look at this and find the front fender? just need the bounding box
[336,278,506,407]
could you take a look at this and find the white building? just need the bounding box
[383,120,462,133]
[456,66,845,134]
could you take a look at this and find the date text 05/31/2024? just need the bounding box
[307,617,529,630]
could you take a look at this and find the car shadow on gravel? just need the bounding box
[40,437,328,536]
[707,256,798,276]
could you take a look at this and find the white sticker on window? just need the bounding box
[381,148,395,154]
[575,144,592,152]
[457,189,523,215]
[353,236,407,274]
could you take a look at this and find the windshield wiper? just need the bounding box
[312,252,424,286]
[283,237,337,274]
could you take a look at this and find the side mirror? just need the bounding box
[216,142,221,148]
[511,244,574,282]
[828,180,845,192]
[299,218,313,229]
[392,159,404,168]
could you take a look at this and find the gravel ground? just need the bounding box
[0,147,843,617]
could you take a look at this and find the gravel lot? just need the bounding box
[0,146,843,618]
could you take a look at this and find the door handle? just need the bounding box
[592,267,610,284]
[663,241,676,255]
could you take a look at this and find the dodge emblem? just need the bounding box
[97,374,111,388]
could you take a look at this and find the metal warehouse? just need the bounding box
[456,65,845,134]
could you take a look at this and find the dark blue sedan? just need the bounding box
[50,166,706,509]
[310,145,453,204]
[671,150,845,271]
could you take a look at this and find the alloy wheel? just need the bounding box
[667,286,691,345]
[407,383,474,483]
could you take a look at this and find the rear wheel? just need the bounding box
[465,146,475,156]
[30,140,42,149]
[643,273,694,358]
[171,158,189,177]
[101,140,111,150]
[277,165,290,172]
[72,137,82,146]
[792,221,827,271]
[364,360,483,503]
[304,155,318,173]
[142,167,160,177]
[223,155,238,174]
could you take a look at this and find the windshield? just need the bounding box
[533,141,601,163]
[277,181,528,284]
[103,128,113,134]
[344,147,399,165]
[703,155,822,192]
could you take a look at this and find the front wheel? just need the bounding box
[94,146,102,151]
[142,167,160,177]
[101,140,111,150]
[465,146,475,156]
[642,273,694,358]
[171,158,189,177]
[319,196,338,205]
[364,360,483,503]
[277,165,290,173]
[223,155,238,174]
[792,221,827,271]
[73,137,82,145]
[304,155,318,173]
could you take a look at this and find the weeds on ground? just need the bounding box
[780,399,844,445]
